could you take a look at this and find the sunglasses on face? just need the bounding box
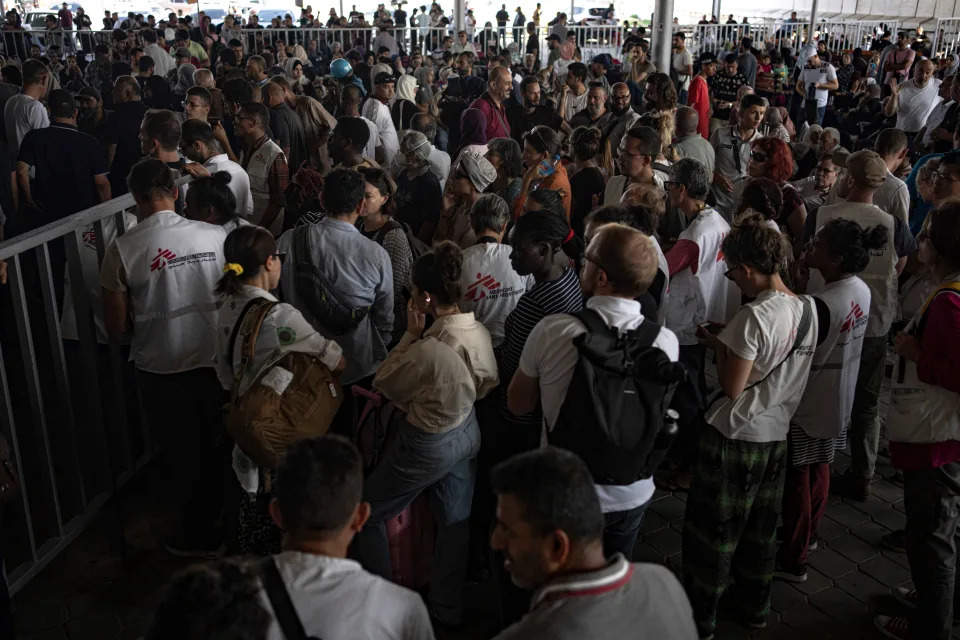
[750,151,768,162]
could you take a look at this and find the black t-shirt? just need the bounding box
[395,171,442,238]
[105,100,150,196]
[269,103,307,172]
[18,123,108,222]
[507,104,562,144]
[496,9,509,26]
[569,166,605,237]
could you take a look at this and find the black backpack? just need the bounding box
[548,309,687,485]
[374,219,430,261]
[293,224,371,336]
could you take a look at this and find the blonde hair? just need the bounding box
[588,223,658,297]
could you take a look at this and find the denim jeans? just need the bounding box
[603,499,651,559]
[904,462,960,640]
[816,105,826,125]
[678,88,688,106]
[351,410,481,625]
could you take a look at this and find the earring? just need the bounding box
[425,297,431,303]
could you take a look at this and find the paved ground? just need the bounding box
[11,365,953,640]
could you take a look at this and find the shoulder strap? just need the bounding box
[259,558,313,640]
[230,298,279,401]
[374,219,402,246]
[487,95,509,132]
[570,308,618,339]
[742,296,813,393]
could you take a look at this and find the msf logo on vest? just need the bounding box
[151,248,177,271]
[465,273,501,302]
[840,301,866,333]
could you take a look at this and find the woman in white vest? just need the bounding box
[775,218,883,583]
[662,157,735,491]
[215,225,345,557]
[99,158,228,557]
[585,201,669,326]
[817,149,916,501]
[681,214,817,639]
[875,202,960,640]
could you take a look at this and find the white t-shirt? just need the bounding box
[562,88,589,123]
[201,154,254,219]
[460,242,533,347]
[896,78,942,132]
[362,98,399,167]
[360,116,380,161]
[262,552,434,640]
[519,295,679,512]
[5,93,49,158]
[706,290,817,443]
[672,48,693,91]
[798,63,837,108]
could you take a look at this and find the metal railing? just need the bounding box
[0,177,188,594]
[0,28,135,58]
[931,18,960,59]
[677,19,896,58]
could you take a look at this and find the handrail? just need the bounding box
[0,176,191,260]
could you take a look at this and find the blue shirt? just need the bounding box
[905,152,941,237]
[277,216,395,384]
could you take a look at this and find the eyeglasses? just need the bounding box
[583,253,607,273]
[934,168,960,183]
[273,252,287,264]
[815,166,839,175]
[750,151,768,162]
[724,264,742,280]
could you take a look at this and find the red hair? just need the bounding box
[752,136,794,184]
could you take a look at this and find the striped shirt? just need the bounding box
[495,267,584,425]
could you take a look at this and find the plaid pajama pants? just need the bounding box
[681,425,787,636]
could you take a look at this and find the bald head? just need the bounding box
[915,58,935,87]
[263,81,285,108]
[676,106,699,136]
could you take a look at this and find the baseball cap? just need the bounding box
[547,33,561,42]
[725,53,737,63]
[374,72,396,85]
[837,149,886,189]
[699,51,717,65]
[591,54,611,69]
[48,89,76,118]
[76,86,102,103]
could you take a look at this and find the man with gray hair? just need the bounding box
[410,112,450,189]
[460,193,533,346]
[817,127,840,158]
[671,106,715,176]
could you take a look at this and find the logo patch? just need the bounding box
[151,248,177,271]
[465,273,502,302]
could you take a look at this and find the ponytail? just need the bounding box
[513,206,583,273]
[215,226,276,296]
[818,218,888,275]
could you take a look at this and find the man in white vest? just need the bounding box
[662,157,734,491]
[814,150,917,501]
[100,158,228,557]
[237,102,288,234]
[362,72,400,167]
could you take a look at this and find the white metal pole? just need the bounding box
[652,0,674,77]
[808,0,819,44]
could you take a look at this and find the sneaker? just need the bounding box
[830,470,871,501]
[808,535,820,552]
[742,615,767,630]
[772,563,808,583]
[874,615,913,640]
[892,586,917,609]
[164,536,226,559]
[881,529,907,553]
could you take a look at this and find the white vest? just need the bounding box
[650,235,670,327]
[791,277,871,439]
[887,279,960,444]
[114,211,226,374]
[243,139,285,235]
[663,207,731,345]
[816,202,898,337]
[62,212,138,343]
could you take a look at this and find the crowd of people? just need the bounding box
[0,4,959,640]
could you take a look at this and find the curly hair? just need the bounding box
[737,177,784,222]
[644,72,677,111]
[751,136,794,184]
[722,213,792,275]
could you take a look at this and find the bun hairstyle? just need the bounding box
[738,177,783,221]
[512,206,584,272]
[187,170,237,224]
[570,126,602,162]
[818,218,888,274]
[721,212,792,275]
[412,240,464,306]
[215,226,276,296]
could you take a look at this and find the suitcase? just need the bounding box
[352,386,435,589]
